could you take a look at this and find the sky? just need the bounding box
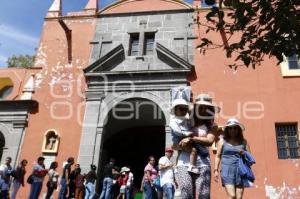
[0,0,193,67]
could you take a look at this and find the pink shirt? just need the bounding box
[143,163,157,182]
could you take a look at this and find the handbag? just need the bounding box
[27,174,34,184]
[153,176,161,187]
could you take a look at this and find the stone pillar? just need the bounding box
[0,110,29,168]
[77,100,102,174]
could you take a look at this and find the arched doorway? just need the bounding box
[0,131,5,162]
[99,98,166,189]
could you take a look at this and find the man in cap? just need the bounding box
[158,147,177,199]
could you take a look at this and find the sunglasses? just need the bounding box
[227,126,239,130]
[176,107,188,112]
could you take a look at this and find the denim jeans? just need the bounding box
[143,181,157,199]
[85,182,95,199]
[99,177,113,199]
[1,190,8,199]
[125,186,132,199]
[28,181,42,199]
[163,183,174,199]
[11,180,21,199]
[58,178,68,199]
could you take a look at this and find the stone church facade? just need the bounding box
[79,5,195,177]
[1,0,300,198]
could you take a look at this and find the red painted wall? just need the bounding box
[17,13,97,198]
[191,10,300,199]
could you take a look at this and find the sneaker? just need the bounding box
[187,165,199,174]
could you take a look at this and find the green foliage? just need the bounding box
[7,54,35,68]
[197,0,300,69]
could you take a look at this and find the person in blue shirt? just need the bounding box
[214,118,252,199]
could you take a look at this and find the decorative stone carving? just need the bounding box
[42,130,60,154]
[171,86,191,102]
[21,73,35,100]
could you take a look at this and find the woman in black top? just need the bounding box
[45,161,59,199]
[11,159,27,199]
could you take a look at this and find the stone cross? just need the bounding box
[90,35,112,58]
[174,32,198,61]
[138,20,148,56]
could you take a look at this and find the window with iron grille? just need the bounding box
[287,54,300,70]
[275,123,299,159]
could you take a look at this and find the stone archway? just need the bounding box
[99,98,166,188]
[0,131,4,162]
[77,91,173,174]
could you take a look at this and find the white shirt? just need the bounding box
[33,164,45,183]
[159,156,174,186]
[169,116,192,137]
[48,169,59,183]
[126,172,134,187]
[0,164,12,178]
[177,124,210,168]
[0,164,12,187]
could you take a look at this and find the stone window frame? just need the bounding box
[280,54,300,77]
[143,32,156,55]
[128,33,140,56]
[275,122,299,159]
[127,29,158,57]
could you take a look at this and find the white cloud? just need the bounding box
[0,24,39,46]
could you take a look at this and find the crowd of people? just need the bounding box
[0,93,255,199]
[0,155,98,199]
[139,93,255,199]
[100,93,255,199]
[163,93,255,199]
[0,156,136,199]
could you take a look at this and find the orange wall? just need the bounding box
[191,10,300,199]
[0,68,40,100]
[17,15,96,198]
